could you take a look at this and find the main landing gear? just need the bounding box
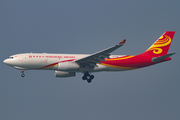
[21,70,25,77]
[82,72,94,83]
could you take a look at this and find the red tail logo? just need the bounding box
[142,31,175,56]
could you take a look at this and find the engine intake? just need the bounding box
[55,71,76,77]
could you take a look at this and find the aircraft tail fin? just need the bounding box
[141,31,175,56]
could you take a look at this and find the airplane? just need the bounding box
[3,31,175,83]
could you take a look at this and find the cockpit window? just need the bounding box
[9,57,14,59]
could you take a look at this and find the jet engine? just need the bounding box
[58,62,79,71]
[55,71,76,77]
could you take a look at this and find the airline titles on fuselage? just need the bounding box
[28,55,76,59]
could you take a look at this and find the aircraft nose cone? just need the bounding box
[3,59,15,67]
[3,59,8,64]
[3,59,11,65]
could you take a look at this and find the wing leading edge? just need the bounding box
[75,39,126,66]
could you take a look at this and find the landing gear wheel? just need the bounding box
[82,76,86,80]
[21,74,25,77]
[82,72,94,83]
[87,79,92,83]
[21,70,25,77]
[90,75,94,79]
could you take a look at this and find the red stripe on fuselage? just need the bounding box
[38,59,75,69]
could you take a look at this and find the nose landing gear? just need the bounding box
[82,72,94,83]
[21,70,25,77]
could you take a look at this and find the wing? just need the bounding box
[75,39,126,67]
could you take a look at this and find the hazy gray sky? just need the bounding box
[1,0,180,120]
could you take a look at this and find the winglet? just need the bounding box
[119,39,126,45]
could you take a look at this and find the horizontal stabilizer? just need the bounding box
[152,52,176,63]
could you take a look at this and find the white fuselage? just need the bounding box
[4,53,125,72]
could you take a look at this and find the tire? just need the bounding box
[82,76,86,80]
[90,75,94,79]
[21,74,25,77]
[87,79,92,83]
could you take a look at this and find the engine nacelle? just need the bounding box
[58,62,79,71]
[55,71,76,77]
